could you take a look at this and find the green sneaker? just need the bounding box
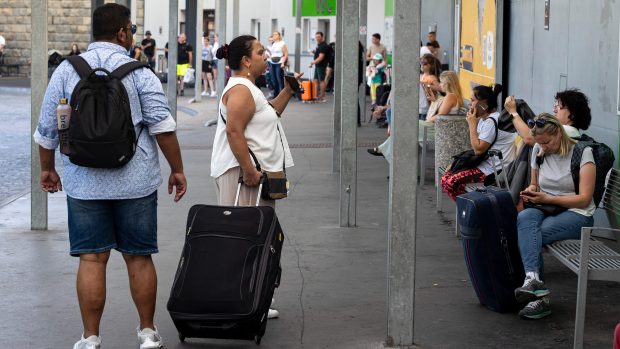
[519,297,551,320]
[515,277,550,303]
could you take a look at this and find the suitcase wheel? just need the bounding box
[255,335,262,345]
[178,333,185,343]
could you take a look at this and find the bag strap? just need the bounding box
[487,116,499,148]
[66,55,93,79]
[219,109,286,174]
[111,60,154,80]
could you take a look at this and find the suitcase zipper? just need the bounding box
[486,193,516,276]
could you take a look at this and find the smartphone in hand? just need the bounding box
[284,74,300,93]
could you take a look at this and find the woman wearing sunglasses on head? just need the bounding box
[514,113,596,320]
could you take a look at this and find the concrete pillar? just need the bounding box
[193,0,203,102]
[185,0,197,66]
[386,0,420,346]
[339,0,358,227]
[215,0,227,100]
[167,0,179,120]
[31,0,48,230]
[358,0,367,123]
[130,0,137,29]
[232,0,239,38]
[294,0,302,73]
[332,0,343,173]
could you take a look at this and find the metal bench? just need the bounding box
[546,168,620,349]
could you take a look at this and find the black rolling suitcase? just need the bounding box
[167,179,284,345]
[456,151,525,313]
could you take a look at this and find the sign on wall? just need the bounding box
[458,0,496,99]
[293,0,337,17]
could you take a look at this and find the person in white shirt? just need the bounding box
[211,33,220,94]
[268,31,288,97]
[515,113,596,320]
[441,84,517,200]
[211,35,300,320]
[0,33,6,66]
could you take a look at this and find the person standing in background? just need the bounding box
[366,33,386,64]
[308,31,329,102]
[268,31,288,97]
[0,32,6,67]
[211,33,220,95]
[141,30,156,68]
[165,33,193,96]
[201,35,216,97]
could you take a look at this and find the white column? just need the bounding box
[31,0,48,230]
[386,0,420,346]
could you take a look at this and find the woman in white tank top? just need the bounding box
[210,34,300,320]
[211,35,299,207]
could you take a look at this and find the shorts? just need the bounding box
[177,63,189,77]
[314,65,326,81]
[202,60,212,73]
[211,60,218,69]
[67,191,158,256]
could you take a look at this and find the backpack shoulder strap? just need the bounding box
[570,141,590,195]
[65,56,93,79]
[110,60,154,80]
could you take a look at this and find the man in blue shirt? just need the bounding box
[33,4,186,349]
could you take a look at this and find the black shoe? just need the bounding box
[367,147,383,156]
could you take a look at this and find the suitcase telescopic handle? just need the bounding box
[234,172,265,207]
[487,150,510,190]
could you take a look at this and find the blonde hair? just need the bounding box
[531,113,577,157]
[439,71,464,107]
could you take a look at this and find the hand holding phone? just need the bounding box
[284,74,300,93]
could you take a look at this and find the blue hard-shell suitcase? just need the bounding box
[456,186,525,312]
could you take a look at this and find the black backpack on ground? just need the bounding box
[65,56,153,168]
[570,134,615,207]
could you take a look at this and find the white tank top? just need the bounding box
[270,41,285,58]
[211,77,294,178]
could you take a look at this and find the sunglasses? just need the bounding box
[421,62,428,66]
[122,24,137,35]
[527,118,550,129]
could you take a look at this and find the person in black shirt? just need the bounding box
[325,42,335,93]
[141,30,156,68]
[165,33,193,96]
[308,31,330,102]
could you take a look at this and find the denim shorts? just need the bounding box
[67,191,158,256]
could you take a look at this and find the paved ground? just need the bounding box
[1,78,619,348]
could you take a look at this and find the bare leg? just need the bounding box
[77,252,111,337]
[319,80,327,100]
[212,68,218,92]
[123,254,157,330]
[207,73,215,93]
[201,71,208,93]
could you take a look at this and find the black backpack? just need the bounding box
[65,56,153,168]
[570,134,615,207]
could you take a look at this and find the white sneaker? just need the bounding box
[137,326,163,349]
[210,91,217,97]
[268,308,280,319]
[73,334,101,349]
[201,91,208,96]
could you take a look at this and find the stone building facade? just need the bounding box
[0,0,144,77]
